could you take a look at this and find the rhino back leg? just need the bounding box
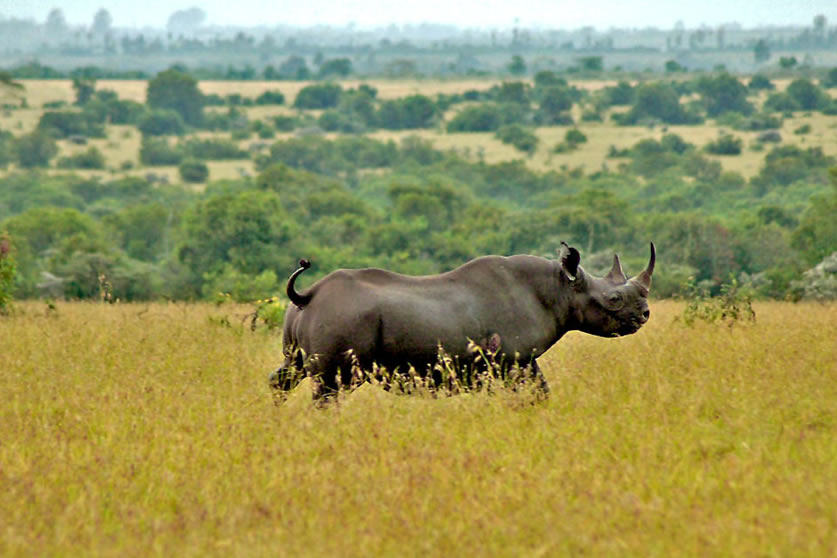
[268,347,306,395]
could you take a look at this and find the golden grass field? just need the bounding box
[3,78,837,182]
[1,300,835,556]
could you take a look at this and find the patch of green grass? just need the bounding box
[1,301,835,555]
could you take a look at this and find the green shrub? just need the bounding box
[138,109,186,136]
[140,137,183,166]
[494,124,538,153]
[704,135,743,155]
[794,123,812,135]
[0,232,16,315]
[272,115,298,132]
[748,74,775,91]
[293,83,342,109]
[37,110,105,138]
[57,147,106,169]
[447,103,510,132]
[179,159,209,183]
[15,132,58,168]
[679,276,756,327]
[180,138,248,160]
[564,128,588,146]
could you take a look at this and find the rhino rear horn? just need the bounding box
[605,254,628,284]
[632,242,656,294]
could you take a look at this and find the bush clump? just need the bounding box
[495,124,539,153]
[179,159,209,183]
[704,135,743,155]
[57,147,106,169]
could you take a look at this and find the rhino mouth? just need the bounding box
[614,320,643,337]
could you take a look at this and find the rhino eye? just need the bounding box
[606,292,624,309]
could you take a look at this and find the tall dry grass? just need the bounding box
[1,300,835,556]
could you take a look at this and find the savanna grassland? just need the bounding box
[2,300,835,556]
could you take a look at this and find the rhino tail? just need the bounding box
[287,259,312,308]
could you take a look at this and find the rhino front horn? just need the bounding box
[632,242,656,294]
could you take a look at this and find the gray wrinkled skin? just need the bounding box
[270,242,655,399]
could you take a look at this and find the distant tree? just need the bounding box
[779,56,797,69]
[0,131,15,169]
[696,73,754,117]
[139,137,183,166]
[704,135,743,155]
[578,56,603,72]
[178,159,209,183]
[564,128,587,146]
[293,83,342,109]
[377,95,437,130]
[495,81,529,105]
[91,8,112,36]
[15,132,58,168]
[602,81,635,106]
[823,67,837,88]
[748,74,775,91]
[537,85,574,116]
[254,90,285,105]
[57,147,106,169]
[138,109,186,136]
[495,124,538,153]
[533,71,564,89]
[813,14,827,38]
[45,8,68,36]
[617,82,702,125]
[665,60,685,73]
[278,56,311,80]
[753,39,771,63]
[166,7,206,34]
[146,69,204,126]
[72,76,95,106]
[507,55,526,76]
[446,104,505,132]
[786,78,829,110]
[317,58,352,79]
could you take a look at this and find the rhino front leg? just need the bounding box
[530,360,550,399]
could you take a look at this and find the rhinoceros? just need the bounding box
[269,242,655,399]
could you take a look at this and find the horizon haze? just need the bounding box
[2,0,837,30]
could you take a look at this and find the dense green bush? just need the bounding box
[704,135,743,155]
[57,147,106,169]
[293,83,342,109]
[138,109,186,136]
[15,132,58,168]
[696,73,754,117]
[748,74,775,91]
[178,159,209,183]
[37,111,105,138]
[495,124,538,153]
[254,90,285,105]
[377,95,437,129]
[615,82,703,125]
[139,137,183,166]
[785,79,830,110]
[446,103,525,132]
[180,138,248,160]
[147,68,205,126]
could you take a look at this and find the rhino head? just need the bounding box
[560,242,655,338]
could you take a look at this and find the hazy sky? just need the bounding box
[2,0,837,29]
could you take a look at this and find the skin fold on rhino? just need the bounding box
[269,242,655,400]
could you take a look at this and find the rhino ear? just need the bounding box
[605,254,628,284]
[560,241,581,281]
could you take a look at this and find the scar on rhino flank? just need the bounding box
[469,333,502,356]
